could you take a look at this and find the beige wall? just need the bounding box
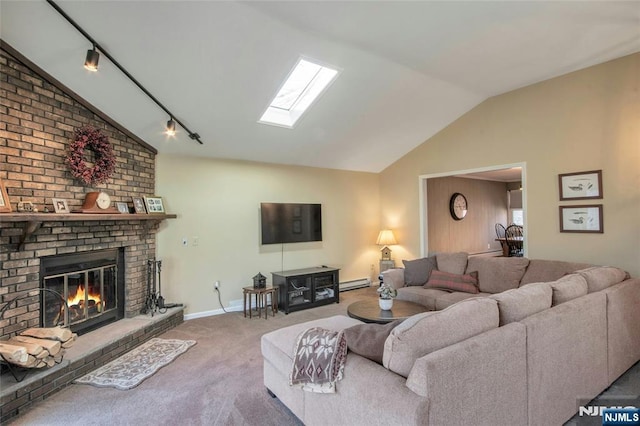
[380,53,640,276]
[156,155,380,316]
[427,177,508,254]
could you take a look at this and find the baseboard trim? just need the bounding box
[184,299,243,320]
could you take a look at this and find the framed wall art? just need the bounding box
[559,205,603,233]
[558,170,602,201]
[0,178,11,213]
[116,202,129,214]
[52,198,69,214]
[143,196,165,214]
[132,197,147,214]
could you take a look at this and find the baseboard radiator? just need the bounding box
[339,278,371,292]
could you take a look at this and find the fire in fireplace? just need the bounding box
[40,249,125,334]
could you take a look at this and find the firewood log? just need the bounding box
[9,353,38,368]
[60,334,77,349]
[20,326,72,342]
[0,342,29,364]
[5,338,44,356]
[11,335,61,354]
[36,350,49,360]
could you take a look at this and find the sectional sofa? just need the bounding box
[261,255,640,425]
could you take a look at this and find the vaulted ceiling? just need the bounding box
[2,1,639,172]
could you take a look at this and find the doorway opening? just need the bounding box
[418,163,526,257]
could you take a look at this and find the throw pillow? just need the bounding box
[383,298,499,377]
[466,256,530,293]
[424,270,479,294]
[549,274,588,306]
[344,320,403,365]
[489,283,552,325]
[435,252,468,274]
[575,266,630,293]
[402,256,437,286]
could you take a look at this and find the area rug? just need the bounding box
[74,338,196,390]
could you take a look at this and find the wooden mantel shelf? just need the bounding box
[0,213,177,250]
[0,213,177,222]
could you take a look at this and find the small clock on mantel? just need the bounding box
[449,192,468,221]
[73,191,118,213]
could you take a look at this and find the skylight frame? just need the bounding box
[258,57,340,129]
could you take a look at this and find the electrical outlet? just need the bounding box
[214,281,220,290]
[193,236,199,247]
[488,243,491,249]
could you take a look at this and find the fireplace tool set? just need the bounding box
[142,258,183,316]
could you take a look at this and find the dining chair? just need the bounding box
[495,223,506,239]
[505,224,524,257]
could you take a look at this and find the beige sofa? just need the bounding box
[261,257,640,425]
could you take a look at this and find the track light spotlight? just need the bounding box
[166,119,176,136]
[84,46,99,72]
[47,0,203,144]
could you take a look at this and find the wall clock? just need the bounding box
[449,192,468,221]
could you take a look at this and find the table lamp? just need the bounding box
[376,229,397,261]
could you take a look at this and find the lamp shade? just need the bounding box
[376,229,397,246]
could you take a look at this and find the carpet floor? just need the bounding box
[7,286,639,426]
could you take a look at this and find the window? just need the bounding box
[511,209,524,226]
[259,58,339,128]
[508,189,523,226]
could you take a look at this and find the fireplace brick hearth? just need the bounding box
[1,41,183,420]
[0,42,169,340]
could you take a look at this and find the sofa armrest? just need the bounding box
[406,322,527,426]
[381,268,405,290]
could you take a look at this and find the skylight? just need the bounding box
[259,58,339,128]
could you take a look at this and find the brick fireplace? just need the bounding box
[0,41,162,339]
[40,248,125,334]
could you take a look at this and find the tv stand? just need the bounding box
[272,267,340,314]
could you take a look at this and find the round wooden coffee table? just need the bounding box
[347,299,428,324]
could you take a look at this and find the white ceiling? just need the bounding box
[2,1,639,173]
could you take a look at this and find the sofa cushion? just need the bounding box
[520,259,593,285]
[382,298,499,378]
[344,320,403,365]
[261,315,362,377]
[576,266,630,293]
[402,256,437,286]
[434,292,492,310]
[549,274,588,306]
[490,283,552,325]
[424,270,479,294]
[436,252,468,275]
[396,287,446,310]
[466,257,530,294]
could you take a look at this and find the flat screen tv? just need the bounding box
[260,203,322,245]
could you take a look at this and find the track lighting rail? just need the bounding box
[46,0,203,145]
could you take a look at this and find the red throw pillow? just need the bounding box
[424,270,479,294]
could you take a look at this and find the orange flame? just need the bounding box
[68,284,102,312]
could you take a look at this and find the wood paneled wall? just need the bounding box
[427,177,508,255]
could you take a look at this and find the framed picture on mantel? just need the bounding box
[132,197,147,214]
[143,196,165,214]
[0,178,11,213]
